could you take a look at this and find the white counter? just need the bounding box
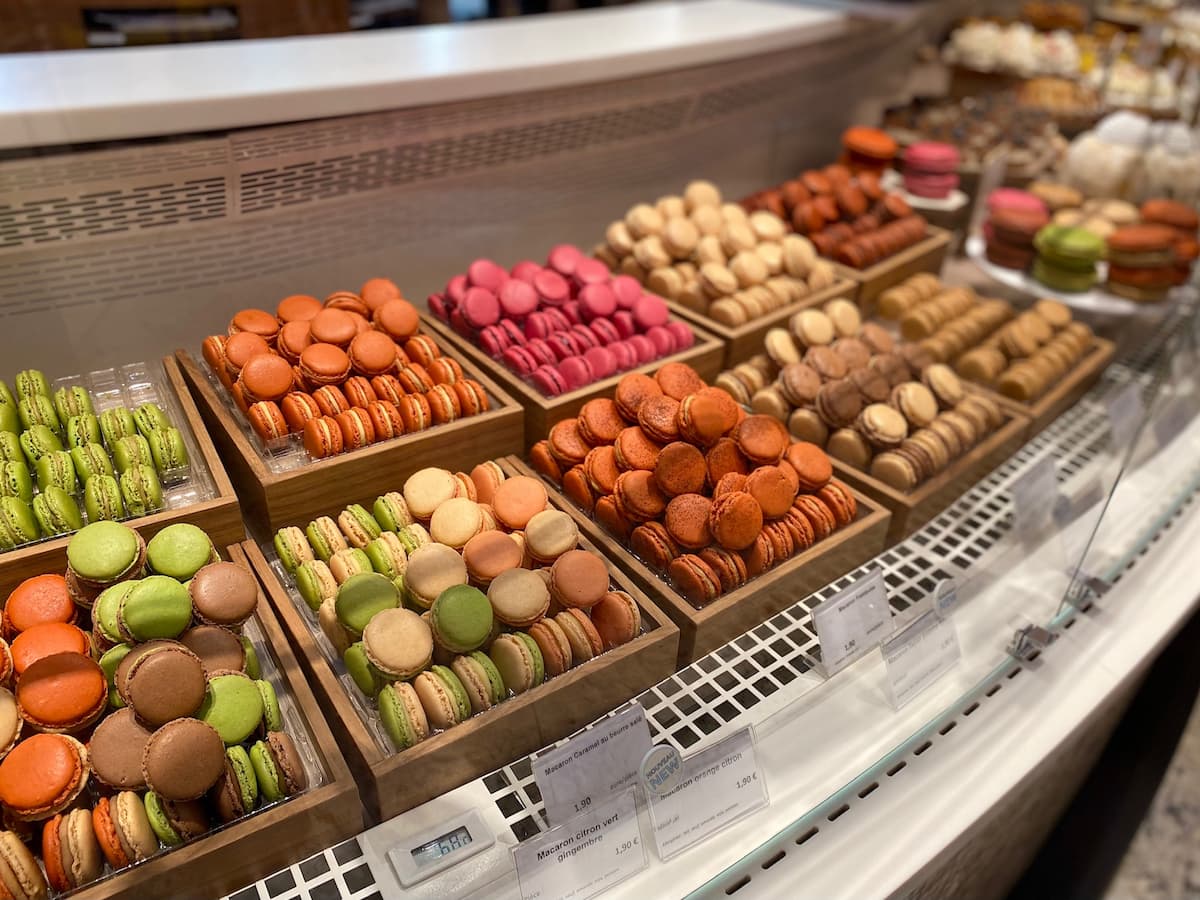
[0,0,847,149]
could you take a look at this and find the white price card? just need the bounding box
[881,609,961,709]
[1107,382,1146,453]
[514,788,646,900]
[646,727,767,860]
[534,704,652,826]
[1011,455,1061,537]
[811,568,892,676]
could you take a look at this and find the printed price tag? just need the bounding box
[1107,382,1146,452]
[881,610,961,709]
[1011,455,1061,537]
[811,568,892,675]
[646,728,767,860]
[534,704,652,826]
[514,788,646,900]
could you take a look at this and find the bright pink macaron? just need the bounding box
[467,259,507,291]
[613,311,636,339]
[589,318,620,346]
[499,280,538,318]
[461,287,501,328]
[610,341,638,370]
[503,346,538,375]
[525,312,554,340]
[531,365,568,396]
[571,324,598,351]
[511,260,541,283]
[666,321,694,350]
[573,258,610,286]
[558,356,594,390]
[579,284,617,320]
[632,295,669,330]
[547,244,583,277]
[534,270,569,306]
[987,188,1047,218]
[478,326,509,357]
[645,325,677,357]
[445,274,468,304]
[526,339,557,367]
[611,276,642,310]
[498,320,526,347]
[585,346,617,378]
[904,141,960,175]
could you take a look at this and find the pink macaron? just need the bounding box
[531,365,568,396]
[987,188,1046,218]
[547,244,583,277]
[526,339,557,367]
[628,334,656,364]
[632,294,669,330]
[613,311,636,339]
[461,287,501,329]
[584,346,617,378]
[534,269,570,306]
[610,341,638,371]
[544,308,572,333]
[445,274,468,304]
[499,279,539,318]
[548,332,581,361]
[558,356,594,390]
[573,258,610,286]
[589,318,621,346]
[561,301,582,326]
[611,276,642,310]
[467,259,507,291]
[570,324,599,351]
[503,346,538,375]
[645,325,677,357]
[579,283,617,320]
[511,260,541,284]
[905,172,959,199]
[478,325,509,357]
[666,321,694,350]
[525,312,554,340]
[449,307,471,336]
[427,294,450,321]
[498,319,526,347]
[904,141,960,175]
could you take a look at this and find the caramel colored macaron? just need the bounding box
[708,491,763,551]
[664,493,713,550]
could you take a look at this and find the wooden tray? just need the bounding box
[834,227,953,313]
[0,356,244,596]
[422,313,724,449]
[668,278,859,369]
[84,543,362,900]
[509,457,891,666]
[832,409,1029,545]
[175,347,524,538]
[245,467,680,823]
[978,337,1116,440]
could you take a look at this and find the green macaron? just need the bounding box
[343,642,388,696]
[1035,224,1105,268]
[0,461,33,504]
[35,450,77,494]
[226,745,259,815]
[67,521,142,583]
[514,632,545,686]
[248,739,284,802]
[0,497,41,549]
[0,381,13,407]
[272,526,312,574]
[242,637,261,679]
[98,642,132,708]
[32,487,82,537]
[304,517,343,562]
[120,464,163,517]
[20,425,62,465]
[334,573,400,635]
[431,664,472,722]
[0,401,17,435]
[112,434,152,474]
[119,575,192,641]
[14,370,49,400]
[396,524,430,554]
[339,504,381,545]
[134,402,170,438]
[0,433,21,463]
[146,523,214,580]
[364,537,404,579]
[99,407,137,448]
[468,650,506,705]
[53,385,94,423]
[1032,257,1097,293]
[143,792,183,846]
[372,492,413,532]
[18,394,60,435]
[149,427,189,473]
[94,582,136,644]
[70,443,114,483]
[295,559,336,611]
[429,585,494,654]
[66,414,103,449]
[84,474,125,522]
[378,682,428,751]
[256,679,282,732]
[199,672,265,745]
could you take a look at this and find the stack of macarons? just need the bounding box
[0,521,309,895]
[592,180,840,327]
[527,363,859,606]
[712,301,1005,491]
[983,188,1049,270]
[1105,224,1181,302]
[1140,198,1200,287]
[0,367,189,550]
[1032,224,1104,293]
[840,126,899,175]
[741,164,931,270]
[901,141,961,199]
[201,277,490,459]
[429,246,696,396]
[270,463,642,752]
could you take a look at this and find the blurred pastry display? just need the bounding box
[942,21,1082,78]
[1022,1,1088,32]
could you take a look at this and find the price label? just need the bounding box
[881,610,961,709]
[387,809,494,888]
[811,568,893,675]
[534,704,652,826]
[1107,382,1146,453]
[514,788,646,900]
[1011,455,1061,537]
[646,727,767,860]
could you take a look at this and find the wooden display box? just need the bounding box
[832,409,1029,545]
[0,356,244,596]
[175,348,523,538]
[422,314,724,449]
[982,337,1116,440]
[509,458,891,665]
[245,472,680,823]
[834,227,952,313]
[669,278,859,369]
[84,543,362,900]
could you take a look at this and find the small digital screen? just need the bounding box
[411,826,472,865]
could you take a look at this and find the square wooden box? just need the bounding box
[246,460,680,823]
[979,337,1116,441]
[0,356,244,596]
[834,227,953,313]
[668,278,859,369]
[422,314,725,449]
[175,346,524,537]
[508,458,892,665]
[831,409,1030,545]
[81,543,362,900]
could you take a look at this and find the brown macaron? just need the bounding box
[142,718,226,801]
[664,494,714,550]
[708,491,764,551]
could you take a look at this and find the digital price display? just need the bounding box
[411,826,473,866]
[388,810,494,887]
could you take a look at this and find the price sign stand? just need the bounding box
[644,727,768,861]
[810,568,893,677]
[513,788,647,900]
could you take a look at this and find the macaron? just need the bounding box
[120,464,163,516]
[0,732,88,820]
[343,642,388,696]
[70,442,113,484]
[17,651,107,733]
[93,791,158,867]
[0,688,20,759]
[84,474,125,522]
[364,532,407,579]
[403,543,468,610]
[142,791,208,846]
[112,433,152,473]
[451,650,506,715]
[121,643,207,726]
[555,609,603,663]
[88,707,153,790]
[247,731,308,802]
[378,682,429,751]
[362,606,433,680]
[99,407,137,447]
[11,622,88,675]
[19,393,60,435]
[335,572,401,635]
[211,745,260,823]
[527,618,573,677]
[0,497,40,549]
[305,515,348,561]
[4,574,76,637]
[197,673,265,746]
[429,585,494,654]
[146,523,214,580]
[295,559,337,611]
[257,679,283,732]
[32,486,82,537]
[273,525,314,573]
[338,503,382,548]
[143,717,225,800]
[373,491,413,532]
[488,632,543,696]
[66,414,102,449]
[180,625,246,675]
[118,576,192,641]
[413,665,471,730]
[149,427,189,472]
[0,829,49,898]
